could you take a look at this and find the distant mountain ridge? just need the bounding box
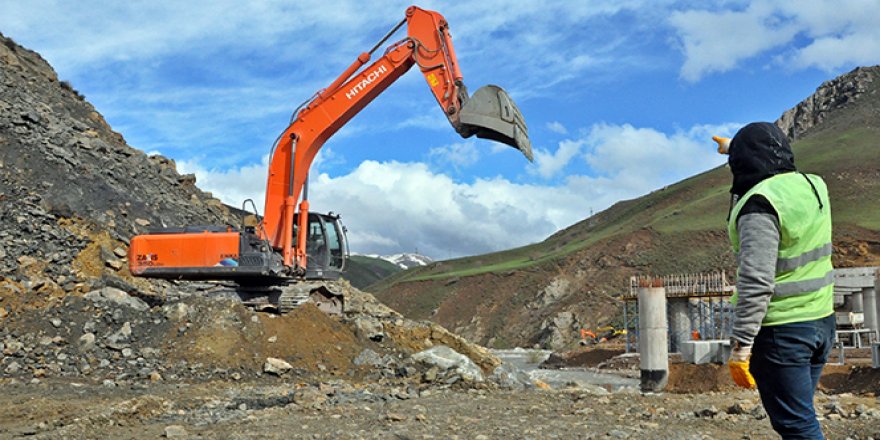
[342,253,432,289]
[371,65,880,350]
[352,252,434,270]
[358,253,434,269]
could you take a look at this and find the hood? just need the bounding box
[728,122,796,197]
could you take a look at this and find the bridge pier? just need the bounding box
[638,285,668,392]
[668,297,690,353]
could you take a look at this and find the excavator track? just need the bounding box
[208,280,345,316]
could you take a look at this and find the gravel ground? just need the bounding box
[1,376,879,439]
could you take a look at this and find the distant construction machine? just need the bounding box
[128,6,532,314]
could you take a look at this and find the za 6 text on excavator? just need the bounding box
[128,6,532,314]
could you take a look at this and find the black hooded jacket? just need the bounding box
[728,122,796,197]
[728,122,796,218]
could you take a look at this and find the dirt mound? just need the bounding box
[820,364,880,395]
[162,299,365,375]
[666,363,737,393]
[0,278,502,387]
[664,362,880,395]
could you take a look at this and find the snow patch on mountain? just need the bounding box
[357,252,434,269]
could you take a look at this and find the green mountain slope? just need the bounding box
[370,66,880,349]
[343,255,402,289]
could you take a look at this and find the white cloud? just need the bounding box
[582,122,735,185]
[428,140,481,170]
[181,121,738,259]
[177,156,270,211]
[671,0,880,81]
[670,2,798,82]
[787,30,880,71]
[306,161,576,258]
[531,139,585,179]
[546,121,568,135]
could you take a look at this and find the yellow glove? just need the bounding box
[712,136,731,154]
[728,343,755,389]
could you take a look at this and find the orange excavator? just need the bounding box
[128,6,532,313]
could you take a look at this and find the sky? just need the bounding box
[3,0,879,260]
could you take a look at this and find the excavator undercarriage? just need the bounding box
[220,280,346,316]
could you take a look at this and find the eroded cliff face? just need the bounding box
[776,66,879,140]
[0,33,235,297]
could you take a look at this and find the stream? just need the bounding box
[491,348,639,392]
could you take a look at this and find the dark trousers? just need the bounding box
[750,314,836,439]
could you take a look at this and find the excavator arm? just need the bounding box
[263,6,532,271]
[129,6,531,281]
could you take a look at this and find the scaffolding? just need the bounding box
[623,271,735,353]
[688,297,734,341]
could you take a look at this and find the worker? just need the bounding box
[714,122,835,439]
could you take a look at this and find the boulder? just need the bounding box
[84,287,148,311]
[162,302,192,321]
[351,316,385,341]
[263,357,293,376]
[411,345,483,382]
[353,348,385,367]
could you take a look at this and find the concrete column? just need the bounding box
[668,297,690,353]
[876,270,880,339]
[863,287,878,338]
[852,290,864,313]
[638,286,668,392]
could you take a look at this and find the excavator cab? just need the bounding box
[298,212,349,280]
[457,85,533,162]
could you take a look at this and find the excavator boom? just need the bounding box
[129,6,531,289]
[263,6,531,270]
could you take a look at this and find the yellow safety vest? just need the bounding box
[728,172,834,326]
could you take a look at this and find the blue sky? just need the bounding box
[3,1,879,259]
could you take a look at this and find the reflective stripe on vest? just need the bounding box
[728,172,834,326]
[774,270,833,297]
[775,242,832,273]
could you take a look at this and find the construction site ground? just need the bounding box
[2,374,880,439]
[1,271,878,439]
[2,291,880,440]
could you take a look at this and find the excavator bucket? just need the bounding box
[458,85,533,161]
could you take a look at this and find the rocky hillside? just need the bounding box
[777,66,878,141]
[0,32,239,299]
[372,66,880,350]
